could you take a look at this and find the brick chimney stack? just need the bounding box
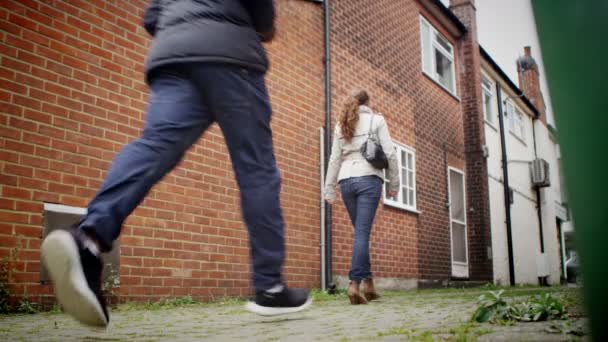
[517,46,547,124]
[449,0,493,282]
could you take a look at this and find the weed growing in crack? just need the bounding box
[471,290,568,324]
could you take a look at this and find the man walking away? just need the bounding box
[41,0,311,327]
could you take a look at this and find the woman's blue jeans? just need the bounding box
[339,175,383,281]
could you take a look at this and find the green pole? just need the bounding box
[532,1,608,340]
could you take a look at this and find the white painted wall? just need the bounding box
[483,69,562,285]
[535,121,564,283]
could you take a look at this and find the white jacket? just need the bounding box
[324,105,400,200]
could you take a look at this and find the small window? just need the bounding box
[420,16,456,95]
[504,100,525,142]
[481,76,495,125]
[513,108,525,140]
[384,143,416,211]
[41,204,120,290]
[504,101,514,129]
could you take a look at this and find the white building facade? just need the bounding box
[480,50,568,285]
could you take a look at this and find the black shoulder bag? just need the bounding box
[360,112,388,169]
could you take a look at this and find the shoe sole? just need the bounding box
[41,230,108,327]
[245,296,313,316]
[348,293,368,305]
[364,292,380,301]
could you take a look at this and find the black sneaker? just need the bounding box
[245,286,312,316]
[41,228,109,327]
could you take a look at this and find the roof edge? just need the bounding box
[480,46,540,118]
[431,0,468,34]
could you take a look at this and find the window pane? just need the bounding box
[451,222,467,263]
[484,91,493,122]
[505,102,514,130]
[402,187,408,205]
[420,20,432,75]
[435,49,454,92]
[409,189,414,206]
[407,153,413,169]
[435,32,452,54]
[449,170,465,221]
[515,110,524,139]
[408,170,413,187]
[482,77,493,91]
[401,150,407,168]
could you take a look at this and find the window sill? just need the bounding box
[509,130,527,146]
[484,120,498,132]
[383,201,421,215]
[422,71,460,101]
[451,261,469,266]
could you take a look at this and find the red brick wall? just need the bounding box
[330,0,466,282]
[0,0,324,304]
[1,0,495,306]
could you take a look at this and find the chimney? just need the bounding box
[449,0,494,282]
[517,46,547,124]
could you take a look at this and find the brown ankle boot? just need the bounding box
[348,281,368,305]
[362,278,380,301]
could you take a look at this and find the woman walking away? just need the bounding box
[324,90,399,305]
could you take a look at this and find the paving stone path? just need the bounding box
[0,287,588,341]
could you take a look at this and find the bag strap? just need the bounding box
[367,110,376,137]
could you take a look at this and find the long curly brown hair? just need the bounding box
[340,90,370,141]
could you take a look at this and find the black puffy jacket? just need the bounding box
[143,0,275,77]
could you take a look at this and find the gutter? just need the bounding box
[431,0,468,34]
[480,47,539,119]
[322,0,334,292]
[530,104,548,286]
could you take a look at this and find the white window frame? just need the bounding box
[448,167,469,278]
[420,16,457,96]
[513,107,525,141]
[383,142,417,212]
[481,75,496,127]
[504,100,526,142]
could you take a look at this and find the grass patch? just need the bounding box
[412,331,435,342]
[376,326,412,337]
[113,294,248,312]
[218,308,247,315]
[310,288,406,302]
[48,303,62,314]
[310,288,347,302]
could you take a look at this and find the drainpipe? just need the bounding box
[322,0,334,292]
[531,119,544,253]
[319,128,326,291]
[531,113,547,286]
[496,85,516,286]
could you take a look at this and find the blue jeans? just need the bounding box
[79,63,284,291]
[339,175,383,281]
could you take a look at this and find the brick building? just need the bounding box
[0,0,521,306]
[0,0,324,305]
